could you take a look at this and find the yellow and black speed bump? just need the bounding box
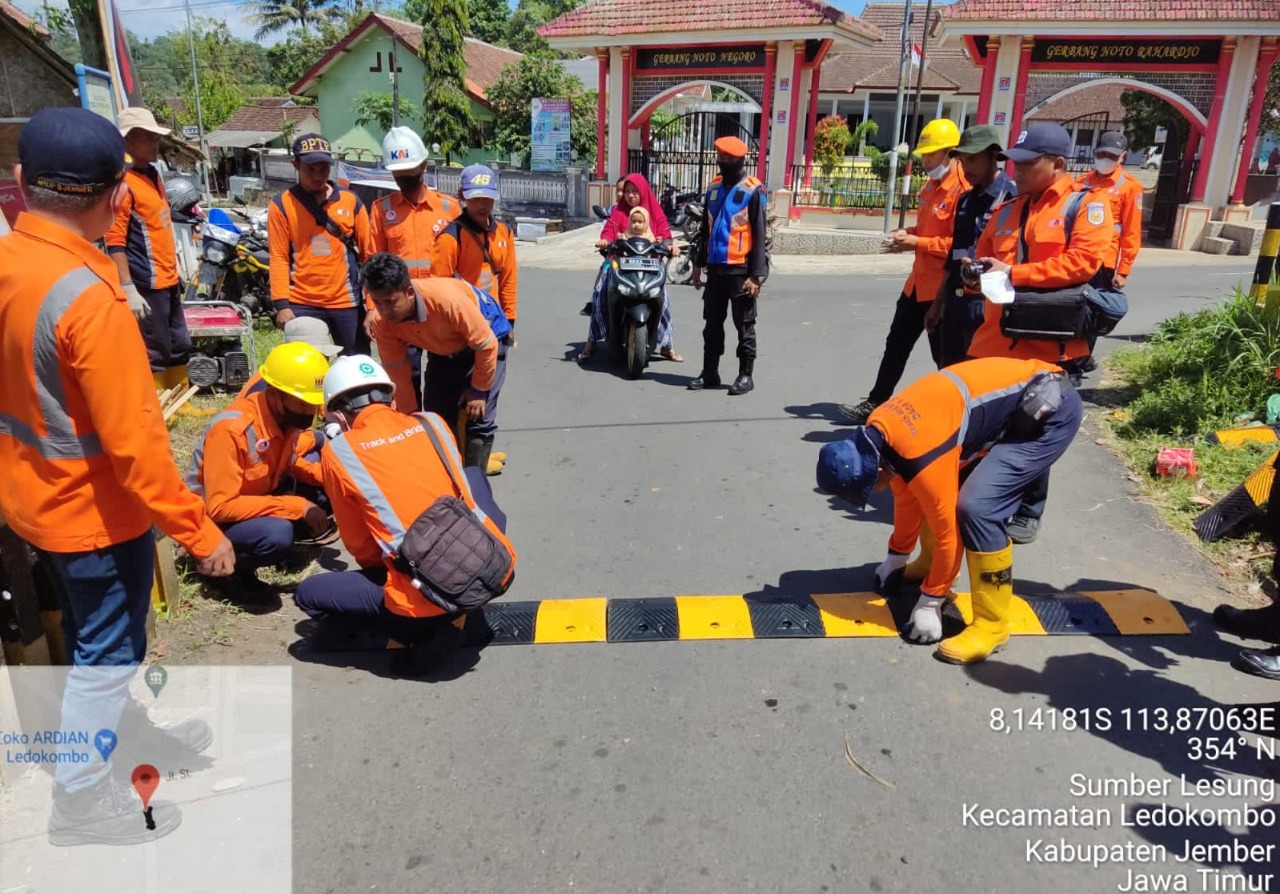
[472,589,1187,646]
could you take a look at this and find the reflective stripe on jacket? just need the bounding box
[706,175,763,266]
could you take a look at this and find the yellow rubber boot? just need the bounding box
[486,455,505,476]
[491,451,507,463]
[152,370,168,392]
[902,524,936,584]
[167,364,215,417]
[936,543,1013,665]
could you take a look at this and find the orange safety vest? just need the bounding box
[370,188,460,275]
[869,357,1063,597]
[904,163,969,303]
[0,213,222,556]
[320,404,516,618]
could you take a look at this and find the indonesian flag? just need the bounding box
[98,0,141,109]
[910,43,929,71]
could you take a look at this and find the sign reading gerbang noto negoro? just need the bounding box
[1031,39,1221,66]
[635,45,766,72]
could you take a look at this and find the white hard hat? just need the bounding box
[382,127,428,172]
[322,354,395,409]
[283,316,342,359]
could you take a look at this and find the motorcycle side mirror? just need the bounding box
[592,205,609,220]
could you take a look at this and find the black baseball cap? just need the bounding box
[19,107,126,196]
[1095,131,1129,155]
[1000,123,1073,162]
[291,133,333,165]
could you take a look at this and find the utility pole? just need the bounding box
[898,0,934,229]
[883,0,912,232]
[390,37,400,128]
[183,0,212,200]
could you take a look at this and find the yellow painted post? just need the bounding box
[1252,202,1280,315]
[149,536,181,620]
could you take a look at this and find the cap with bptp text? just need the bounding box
[999,123,1073,163]
[19,107,126,196]
[291,133,333,165]
[1095,131,1129,155]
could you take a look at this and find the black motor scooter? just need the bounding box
[600,236,671,379]
[666,200,705,287]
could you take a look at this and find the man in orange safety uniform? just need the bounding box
[368,126,461,407]
[268,133,376,355]
[967,122,1113,545]
[839,119,970,423]
[295,355,515,676]
[365,252,505,473]
[817,357,1082,664]
[0,108,234,845]
[186,343,335,606]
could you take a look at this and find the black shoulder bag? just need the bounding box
[289,184,363,294]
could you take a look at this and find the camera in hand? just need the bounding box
[961,259,992,285]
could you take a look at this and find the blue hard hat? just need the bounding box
[816,427,883,508]
[19,107,125,196]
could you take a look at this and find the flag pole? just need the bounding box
[898,0,934,229]
[883,0,913,232]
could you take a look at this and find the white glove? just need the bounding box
[904,594,946,644]
[873,552,909,594]
[123,283,150,321]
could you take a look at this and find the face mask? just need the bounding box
[395,174,422,194]
[926,163,949,181]
[1094,157,1120,175]
[283,409,316,431]
[718,160,745,182]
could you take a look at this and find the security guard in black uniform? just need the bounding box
[924,125,1017,367]
[690,135,769,396]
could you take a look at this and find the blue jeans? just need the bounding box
[222,517,296,572]
[294,566,451,643]
[956,385,1083,552]
[33,532,153,791]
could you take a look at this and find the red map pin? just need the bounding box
[131,764,160,809]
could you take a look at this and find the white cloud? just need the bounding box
[12,0,271,43]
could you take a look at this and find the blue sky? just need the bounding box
[12,0,906,46]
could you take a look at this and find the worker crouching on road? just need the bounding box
[817,357,1083,664]
[184,342,335,606]
[295,356,515,676]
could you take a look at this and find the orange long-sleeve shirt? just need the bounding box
[372,277,499,412]
[268,183,375,310]
[431,216,519,322]
[869,358,1063,597]
[968,174,1113,364]
[183,388,323,524]
[105,166,179,290]
[369,187,461,274]
[0,213,223,557]
[1076,168,1143,276]
[903,163,969,303]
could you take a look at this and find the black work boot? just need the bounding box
[118,698,214,759]
[1214,601,1280,644]
[728,358,755,395]
[1232,647,1280,681]
[688,353,721,391]
[49,774,181,846]
[464,436,492,470]
[392,621,463,677]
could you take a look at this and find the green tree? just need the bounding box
[813,115,851,172]
[485,53,595,167]
[264,28,334,88]
[248,0,336,40]
[1120,90,1184,155]
[504,0,582,55]
[468,0,510,44]
[1264,64,1280,137]
[181,69,244,131]
[851,119,879,155]
[354,92,420,134]
[417,0,474,161]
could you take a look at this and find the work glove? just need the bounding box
[123,283,150,321]
[904,594,946,644]
[873,552,909,595]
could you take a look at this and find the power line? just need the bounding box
[117,0,251,13]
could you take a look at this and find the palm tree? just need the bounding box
[248,0,334,40]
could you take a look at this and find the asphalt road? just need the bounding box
[292,259,1279,894]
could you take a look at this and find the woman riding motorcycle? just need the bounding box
[578,173,682,363]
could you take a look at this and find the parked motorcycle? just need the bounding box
[666,200,705,287]
[599,236,671,379]
[660,181,700,236]
[184,207,271,318]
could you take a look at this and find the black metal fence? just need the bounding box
[789,165,927,211]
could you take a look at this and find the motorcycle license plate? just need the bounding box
[619,257,661,272]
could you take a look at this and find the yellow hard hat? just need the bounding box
[258,342,330,406]
[915,119,961,155]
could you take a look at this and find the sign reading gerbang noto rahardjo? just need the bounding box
[635,45,766,72]
[1031,39,1221,66]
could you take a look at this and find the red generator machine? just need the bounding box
[182,301,256,390]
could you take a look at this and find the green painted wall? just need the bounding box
[312,30,506,167]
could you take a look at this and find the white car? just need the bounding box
[1141,147,1163,170]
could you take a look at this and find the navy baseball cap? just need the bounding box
[292,133,333,164]
[460,164,499,200]
[19,107,125,196]
[1000,123,1073,163]
[816,427,885,509]
[1095,131,1129,155]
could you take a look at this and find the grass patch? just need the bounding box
[1099,289,1280,586]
